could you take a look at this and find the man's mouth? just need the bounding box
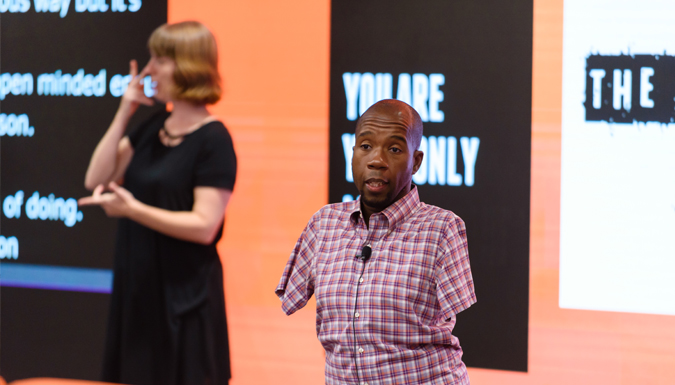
[365,178,388,192]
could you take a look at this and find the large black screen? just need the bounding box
[329,0,532,371]
[0,2,166,379]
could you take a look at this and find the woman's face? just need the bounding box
[146,54,176,103]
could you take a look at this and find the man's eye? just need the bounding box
[391,147,402,153]
[360,144,371,150]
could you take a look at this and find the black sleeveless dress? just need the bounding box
[102,110,237,385]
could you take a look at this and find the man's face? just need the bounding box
[352,108,423,213]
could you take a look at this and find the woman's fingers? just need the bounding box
[109,182,135,202]
[92,183,105,198]
[138,62,151,79]
[127,60,147,89]
[108,181,121,195]
[78,195,96,206]
[121,60,154,108]
[78,184,107,206]
[129,59,138,78]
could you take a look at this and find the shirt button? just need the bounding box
[359,277,364,283]
[358,347,364,354]
[355,312,360,318]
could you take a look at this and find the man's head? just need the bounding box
[352,99,424,217]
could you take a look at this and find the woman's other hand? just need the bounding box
[79,182,139,218]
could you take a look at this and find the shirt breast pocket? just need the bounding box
[369,244,438,320]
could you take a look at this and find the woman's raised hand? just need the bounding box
[120,59,154,113]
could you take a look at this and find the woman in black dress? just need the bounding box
[80,21,235,385]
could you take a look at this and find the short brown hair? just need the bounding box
[148,21,221,105]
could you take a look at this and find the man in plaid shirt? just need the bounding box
[276,99,476,384]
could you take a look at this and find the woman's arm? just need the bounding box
[84,60,153,190]
[79,183,232,245]
[128,186,231,244]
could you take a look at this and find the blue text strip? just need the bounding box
[0,263,112,293]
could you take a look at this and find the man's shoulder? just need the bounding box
[411,203,467,249]
[307,201,355,225]
[416,201,463,225]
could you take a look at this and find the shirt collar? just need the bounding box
[349,185,421,229]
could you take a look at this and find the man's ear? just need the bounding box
[412,150,424,174]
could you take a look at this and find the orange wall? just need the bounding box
[169,1,675,384]
[169,1,328,383]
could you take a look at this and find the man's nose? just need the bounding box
[367,148,388,169]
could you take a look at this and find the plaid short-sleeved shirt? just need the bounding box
[276,187,476,384]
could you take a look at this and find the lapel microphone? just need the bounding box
[357,245,372,261]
